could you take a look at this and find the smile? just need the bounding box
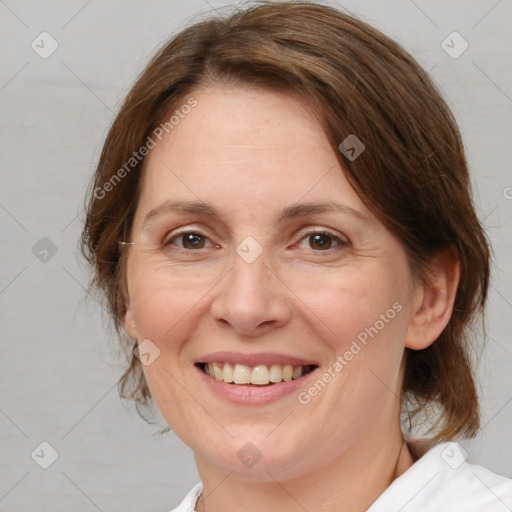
[197,362,317,385]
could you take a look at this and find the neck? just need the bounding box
[194,426,415,512]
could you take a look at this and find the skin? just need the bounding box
[122,85,460,512]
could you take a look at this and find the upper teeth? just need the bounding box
[204,362,309,385]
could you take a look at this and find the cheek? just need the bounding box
[128,263,219,342]
[127,268,217,432]
[285,265,408,419]
[292,274,407,453]
[282,263,406,353]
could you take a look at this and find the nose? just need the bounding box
[210,252,291,337]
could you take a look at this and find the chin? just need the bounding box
[193,427,315,480]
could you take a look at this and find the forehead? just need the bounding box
[136,86,368,222]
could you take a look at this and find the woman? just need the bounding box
[81,2,512,510]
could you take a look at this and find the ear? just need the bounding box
[122,298,138,340]
[405,247,460,350]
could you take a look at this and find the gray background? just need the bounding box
[0,0,511,510]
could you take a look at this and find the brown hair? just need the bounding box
[81,1,490,440]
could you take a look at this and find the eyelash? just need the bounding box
[162,228,348,253]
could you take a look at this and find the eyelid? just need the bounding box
[293,226,348,246]
[160,225,214,249]
[162,223,211,239]
[161,225,348,251]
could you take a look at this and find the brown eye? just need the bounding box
[180,233,207,249]
[164,231,212,250]
[308,233,336,250]
[295,229,347,253]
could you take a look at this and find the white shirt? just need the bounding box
[168,442,512,511]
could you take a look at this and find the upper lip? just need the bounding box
[195,351,319,367]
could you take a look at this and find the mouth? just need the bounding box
[195,361,318,386]
[194,351,321,404]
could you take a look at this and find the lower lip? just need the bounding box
[195,365,317,405]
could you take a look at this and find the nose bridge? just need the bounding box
[210,237,290,335]
[226,241,272,306]
[227,234,272,290]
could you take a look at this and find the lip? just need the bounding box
[195,351,318,367]
[195,360,319,406]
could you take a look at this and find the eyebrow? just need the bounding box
[142,199,371,227]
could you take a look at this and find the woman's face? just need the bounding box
[123,85,422,480]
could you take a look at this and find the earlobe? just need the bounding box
[405,247,461,350]
[123,304,138,340]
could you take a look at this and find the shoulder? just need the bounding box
[168,482,202,512]
[369,441,512,512]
